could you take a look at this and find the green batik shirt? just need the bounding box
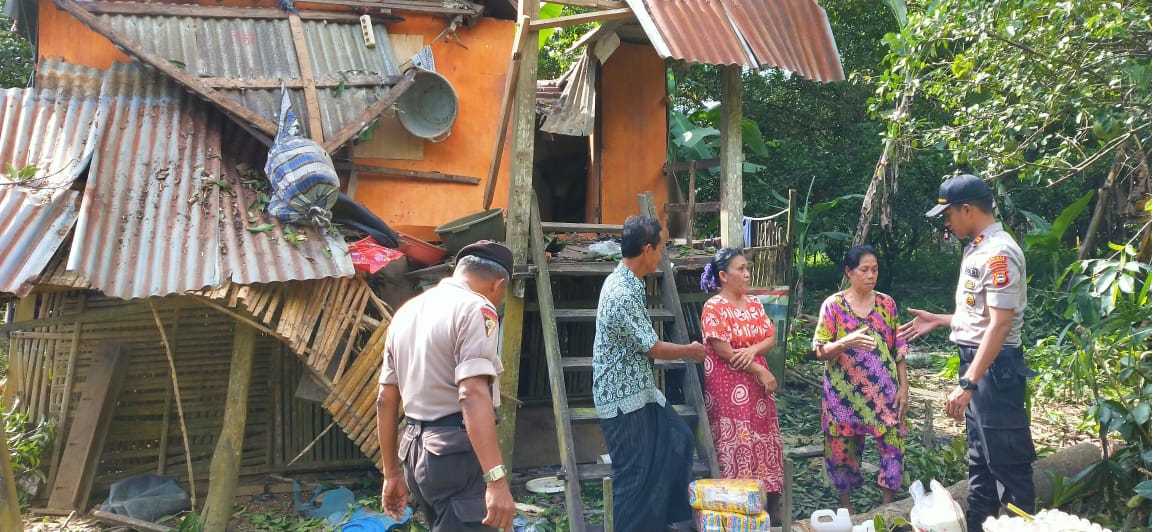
[592,262,663,418]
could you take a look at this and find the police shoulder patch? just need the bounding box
[987,255,1010,288]
[481,306,499,337]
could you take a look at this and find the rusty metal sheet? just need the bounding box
[0,188,81,297]
[67,62,353,300]
[624,0,844,81]
[0,59,105,297]
[96,11,401,146]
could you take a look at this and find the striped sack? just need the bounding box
[265,87,339,227]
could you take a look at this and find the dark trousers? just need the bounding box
[399,419,496,532]
[600,402,696,532]
[958,345,1036,532]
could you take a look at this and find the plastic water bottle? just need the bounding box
[810,508,853,532]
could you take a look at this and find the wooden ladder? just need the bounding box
[529,192,719,530]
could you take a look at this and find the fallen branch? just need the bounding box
[92,510,173,532]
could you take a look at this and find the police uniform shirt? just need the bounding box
[380,277,503,421]
[951,222,1027,347]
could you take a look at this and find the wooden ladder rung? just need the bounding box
[541,222,624,234]
[568,404,698,424]
[561,357,686,370]
[545,262,666,277]
[568,460,712,482]
[553,308,674,322]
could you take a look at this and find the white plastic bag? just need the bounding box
[588,240,621,258]
[909,479,967,532]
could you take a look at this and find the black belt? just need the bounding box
[957,344,1023,363]
[406,412,464,429]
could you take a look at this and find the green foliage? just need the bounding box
[1019,189,1094,281]
[0,0,32,88]
[874,0,1151,186]
[902,437,968,488]
[247,509,331,531]
[3,407,55,507]
[536,5,594,80]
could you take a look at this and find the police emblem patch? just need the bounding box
[481,307,499,337]
[988,255,1010,288]
[965,293,976,307]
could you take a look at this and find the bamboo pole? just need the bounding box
[0,422,21,532]
[149,302,197,509]
[202,322,256,530]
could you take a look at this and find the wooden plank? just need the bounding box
[718,66,744,247]
[664,159,720,172]
[540,222,624,233]
[665,202,720,214]
[199,75,401,90]
[546,0,625,9]
[483,15,532,210]
[497,293,525,469]
[0,419,20,531]
[45,325,81,494]
[295,0,482,16]
[287,14,325,143]
[202,323,257,531]
[346,164,482,185]
[529,193,586,531]
[553,308,674,322]
[46,343,127,512]
[321,69,417,153]
[561,356,683,370]
[52,0,279,140]
[569,404,695,423]
[528,8,632,30]
[80,1,371,21]
[92,510,173,532]
[547,262,664,276]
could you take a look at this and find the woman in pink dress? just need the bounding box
[699,247,783,523]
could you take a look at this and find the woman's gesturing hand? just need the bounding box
[842,327,877,352]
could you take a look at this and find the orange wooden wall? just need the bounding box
[599,43,669,226]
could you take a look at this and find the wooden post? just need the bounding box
[0,422,21,532]
[201,322,257,530]
[686,160,697,246]
[718,65,744,248]
[496,0,540,470]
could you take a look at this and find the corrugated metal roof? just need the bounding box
[624,0,844,81]
[0,59,105,197]
[96,8,402,145]
[0,188,81,297]
[67,62,353,300]
[0,59,105,296]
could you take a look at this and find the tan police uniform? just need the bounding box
[381,276,502,531]
[950,222,1036,530]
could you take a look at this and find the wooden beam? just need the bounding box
[528,7,632,31]
[79,1,375,21]
[92,510,173,532]
[664,158,720,172]
[294,0,482,16]
[349,164,480,185]
[483,15,531,210]
[321,69,417,153]
[527,7,631,30]
[0,421,20,532]
[200,75,402,90]
[46,344,127,512]
[497,0,541,474]
[665,201,720,213]
[201,323,257,531]
[288,14,325,143]
[545,0,625,9]
[53,0,279,138]
[718,65,744,248]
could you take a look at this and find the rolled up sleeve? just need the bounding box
[984,252,1024,309]
[454,303,502,384]
[380,332,398,385]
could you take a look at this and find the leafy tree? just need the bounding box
[873,0,1151,253]
[0,0,33,88]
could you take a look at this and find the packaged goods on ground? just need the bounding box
[688,478,766,515]
[697,509,771,532]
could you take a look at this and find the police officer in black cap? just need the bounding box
[898,174,1036,531]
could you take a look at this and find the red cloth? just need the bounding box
[700,294,784,493]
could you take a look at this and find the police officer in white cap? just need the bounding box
[898,174,1036,531]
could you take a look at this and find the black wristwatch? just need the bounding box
[958,377,978,391]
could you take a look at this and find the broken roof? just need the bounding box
[54,0,416,152]
[0,59,355,299]
[623,0,845,81]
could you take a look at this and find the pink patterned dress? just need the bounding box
[700,294,783,492]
